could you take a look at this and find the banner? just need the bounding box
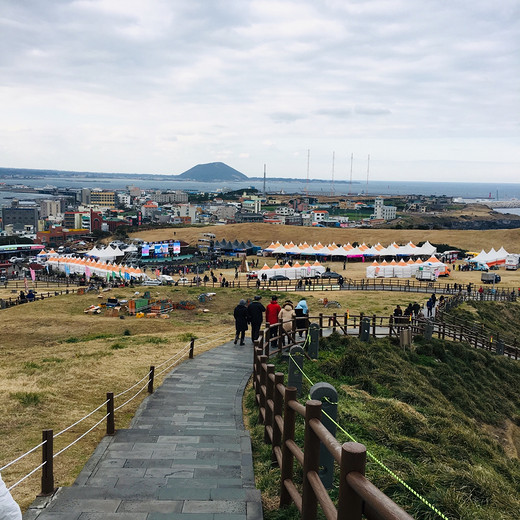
[173,241,181,254]
[141,244,150,257]
[30,268,36,282]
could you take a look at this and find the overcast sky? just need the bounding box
[1,0,519,183]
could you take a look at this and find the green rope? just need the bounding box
[286,352,450,520]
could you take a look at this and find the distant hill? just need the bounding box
[176,162,248,182]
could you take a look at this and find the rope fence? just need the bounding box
[0,329,231,499]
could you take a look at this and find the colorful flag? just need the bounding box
[85,266,91,279]
[30,268,36,282]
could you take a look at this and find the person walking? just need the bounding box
[0,472,22,519]
[278,300,296,346]
[426,298,433,317]
[295,297,309,337]
[265,296,281,348]
[233,299,249,345]
[248,295,266,343]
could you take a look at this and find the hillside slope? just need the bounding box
[249,335,520,520]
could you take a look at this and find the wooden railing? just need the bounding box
[251,307,519,519]
[253,339,414,520]
[261,309,520,360]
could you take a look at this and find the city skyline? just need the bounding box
[1,1,519,183]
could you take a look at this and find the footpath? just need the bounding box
[24,340,263,520]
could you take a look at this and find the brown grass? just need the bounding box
[129,222,520,252]
[4,220,520,511]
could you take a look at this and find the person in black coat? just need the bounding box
[233,299,249,345]
[247,295,265,343]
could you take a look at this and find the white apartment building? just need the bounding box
[373,197,397,221]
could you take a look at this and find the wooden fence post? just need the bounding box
[338,442,366,520]
[259,355,268,425]
[302,400,321,520]
[106,392,115,435]
[147,366,155,393]
[189,338,195,359]
[280,387,297,507]
[319,313,323,338]
[271,372,285,465]
[40,429,54,496]
[265,364,275,444]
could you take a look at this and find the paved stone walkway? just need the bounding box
[24,340,263,520]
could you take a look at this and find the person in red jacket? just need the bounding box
[265,296,281,348]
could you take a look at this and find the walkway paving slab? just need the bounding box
[23,341,263,520]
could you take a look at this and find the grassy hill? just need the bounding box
[247,334,520,520]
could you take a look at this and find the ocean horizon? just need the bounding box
[1,173,520,204]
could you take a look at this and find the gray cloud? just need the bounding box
[0,0,518,181]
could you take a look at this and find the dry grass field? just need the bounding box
[3,223,520,511]
[129,222,520,252]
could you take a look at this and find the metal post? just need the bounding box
[308,323,320,359]
[310,383,338,489]
[288,346,304,396]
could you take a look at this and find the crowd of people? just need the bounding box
[233,295,309,348]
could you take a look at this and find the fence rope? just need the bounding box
[286,352,449,520]
[114,380,150,412]
[155,342,192,369]
[54,414,110,458]
[0,441,46,472]
[8,462,47,492]
[115,371,152,399]
[54,400,110,438]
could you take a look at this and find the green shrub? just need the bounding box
[12,392,42,407]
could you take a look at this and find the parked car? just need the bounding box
[177,277,190,285]
[142,279,162,286]
[9,257,24,264]
[270,275,290,281]
[320,271,341,279]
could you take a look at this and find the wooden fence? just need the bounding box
[0,288,78,308]
[260,309,520,360]
[253,335,414,520]
[251,307,519,519]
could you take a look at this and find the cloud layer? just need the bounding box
[1,0,519,182]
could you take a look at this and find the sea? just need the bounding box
[1,175,520,212]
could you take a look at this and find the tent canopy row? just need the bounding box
[263,241,437,257]
[45,255,145,280]
[468,247,509,267]
[366,256,447,279]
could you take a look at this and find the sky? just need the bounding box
[1,0,519,183]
